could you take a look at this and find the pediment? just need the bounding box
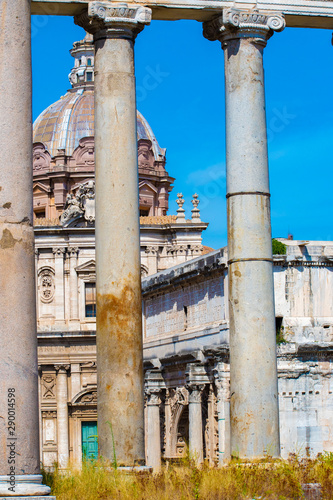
[71,388,97,405]
[33,181,51,194]
[139,180,158,194]
[75,259,96,273]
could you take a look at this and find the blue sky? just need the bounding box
[32,16,332,249]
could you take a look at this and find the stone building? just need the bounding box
[34,35,333,470]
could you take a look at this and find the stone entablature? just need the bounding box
[31,1,333,28]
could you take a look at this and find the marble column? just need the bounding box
[68,246,79,321]
[0,1,52,497]
[215,363,230,464]
[55,364,70,468]
[75,2,152,466]
[146,389,162,471]
[188,385,204,464]
[204,9,285,459]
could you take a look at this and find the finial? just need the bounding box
[176,193,186,223]
[191,193,201,222]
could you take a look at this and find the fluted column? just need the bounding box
[68,246,79,321]
[188,385,204,464]
[75,2,152,466]
[204,9,285,459]
[55,364,70,468]
[0,1,51,497]
[146,389,162,471]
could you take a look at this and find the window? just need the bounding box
[140,209,149,217]
[34,210,45,219]
[85,283,96,317]
[86,72,93,82]
[184,306,188,331]
[87,59,92,66]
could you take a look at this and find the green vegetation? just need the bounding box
[276,326,288,345]
[42,454,333,499]
[272,239,287,255]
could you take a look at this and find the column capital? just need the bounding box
[203,9,285,46]
[52,247,66,256]
[75,2,152,41]
[187,384,205,404]
[145,387,162,406]
[54,364,70,374]
[68,246,79,257]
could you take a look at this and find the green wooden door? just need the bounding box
[82,421,98,461]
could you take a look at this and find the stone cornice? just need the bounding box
[75,2,152,40]
[203,9,285,46]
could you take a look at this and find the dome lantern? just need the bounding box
[68,33,95,89]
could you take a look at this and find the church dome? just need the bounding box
[33,34,165,160]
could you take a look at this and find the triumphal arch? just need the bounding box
[0,0,332,496]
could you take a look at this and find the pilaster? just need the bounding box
[52,247,66,323]
[68,246,79,321]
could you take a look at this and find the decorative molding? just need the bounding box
[75,2,152,41]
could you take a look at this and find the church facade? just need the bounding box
[34,35,333,469]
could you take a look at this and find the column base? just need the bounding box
[0,475,52,497]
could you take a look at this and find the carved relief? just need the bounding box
[38,268,55,303]
[41,374,56,399]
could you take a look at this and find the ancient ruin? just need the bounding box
[1,0,333,496]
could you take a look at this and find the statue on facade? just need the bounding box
[60,180,95,226]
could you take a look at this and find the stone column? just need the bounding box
[0,1,52,497]
[75,2,152,466]
[55,364,70,468]
[53,247,66,323]
[146,389,162,471]
[215,362,230,464]
[164,389,172,458]
[188,385,204,464]
[68,246,79,321]
[204,10,285,459]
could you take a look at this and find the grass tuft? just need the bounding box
[41,454,333,499]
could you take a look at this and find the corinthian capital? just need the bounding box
[75,2,152,40]
[203,9,285,45]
